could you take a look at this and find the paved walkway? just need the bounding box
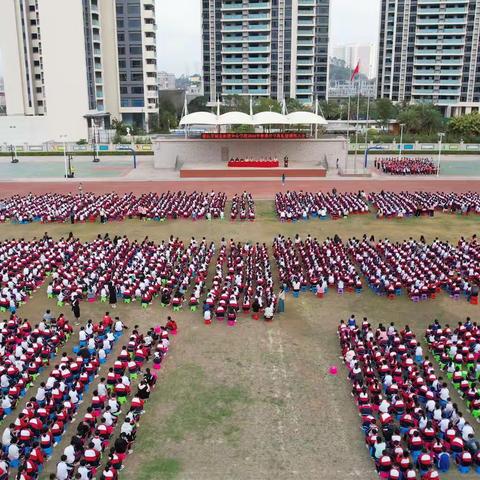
[1,178,479,199]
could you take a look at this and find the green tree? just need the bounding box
[187,96,208,113]
[222,95,250,113]
[157,98,178,133]
[373,98,397,127]
[319,100,342,120]
[447,113,480,140]
[397,104,444,135]
[253,97,281,113]
[286,98,307,113]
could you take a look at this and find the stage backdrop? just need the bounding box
[152,137,347,171]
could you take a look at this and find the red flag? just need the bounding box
[351,61,360,81]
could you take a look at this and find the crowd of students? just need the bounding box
[230,193,256,221]
[339,316,480,478]
[375,158,438,176]
[0,311,72,428]
[370,191,480,219]
[0,312,125,479]
[275,190,370,221]
[53,321,167,480]
[272,234,362,295]
[0,191,258,223]
[203,239,276,324]
[425,319,480,422]
[271,233,479,303]
[46,235,215,313]
[346,236,479,302]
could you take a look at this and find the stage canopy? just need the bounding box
[179,110,327,127]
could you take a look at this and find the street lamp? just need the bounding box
[60,134,68,178]
[437,132,445,177]
[398,123,405,162]
[9,126,18,163]
[92,122,100,163]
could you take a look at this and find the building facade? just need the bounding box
[202,0,330,106]
[332,44,377,80]
[0,0,157,143]
[158,71,177,90]
[377,0,480,114]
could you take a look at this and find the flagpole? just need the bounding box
[354,81,360,173]
[364,94,371,171]
[346,95,351,173]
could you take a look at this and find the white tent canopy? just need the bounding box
[178,110,327,126]
[217,111,253,125]
[179,111,218,126]
[287,111,328,125]
[252,111,291,125]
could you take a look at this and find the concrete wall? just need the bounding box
[153,137,348,170]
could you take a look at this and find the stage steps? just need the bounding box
[180,168,327,178]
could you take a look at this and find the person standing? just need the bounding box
[108,281,117,309]
[71,295,80,323]
[277,287,286,314]
[281,173,286,186]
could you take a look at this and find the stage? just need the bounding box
[152,136,347,175]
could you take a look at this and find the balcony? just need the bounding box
[222,14,243,21]
[247,24,270,31]
[248,46,270,52]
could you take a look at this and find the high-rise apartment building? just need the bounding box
[202,0,330,106]
[0,0,157,142]
[377,0,480,115]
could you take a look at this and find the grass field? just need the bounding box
[1,201,479,480]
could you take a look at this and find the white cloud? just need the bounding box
[155,0,380,75]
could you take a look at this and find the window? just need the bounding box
[116,5,123,14]
[129,46,142,55]
[116,19,124,28]
[118,47,125,55]
[131,86,144,94]
[131,60,142,69]
[129,32,142,42]
[119,73,127,82]
[117,33,125,42]
[128,19,141,29]
[131,72,144,82]
[128,4,140,15]
[120,86,128,94]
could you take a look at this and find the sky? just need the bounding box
[156,0,380,75]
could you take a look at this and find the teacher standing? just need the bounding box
[108,281,117,309]
[71,295,80,322]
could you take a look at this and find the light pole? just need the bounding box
[60,134,68,178]
[9,126,18,163]
[92,122,100,163]
[398,123,405,162]
[437,132,445,177]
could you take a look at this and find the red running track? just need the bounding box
[0,179,479,200]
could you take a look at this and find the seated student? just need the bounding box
[263,302,274,321]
